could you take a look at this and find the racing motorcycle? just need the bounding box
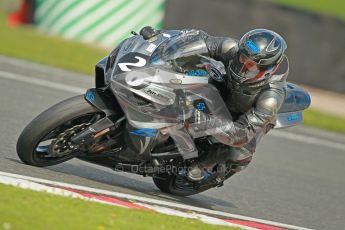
[17,29,311,196]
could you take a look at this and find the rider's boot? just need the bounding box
[187,163,206,181]
[187,144,254,182]
[187,160,218,182]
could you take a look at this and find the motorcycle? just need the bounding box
[17,29,311,196]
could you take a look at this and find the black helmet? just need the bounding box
[229,29,287,84]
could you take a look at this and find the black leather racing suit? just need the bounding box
[192,30,289,173]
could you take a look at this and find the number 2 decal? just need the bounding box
[118,56,146,72]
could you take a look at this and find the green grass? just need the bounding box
[274,0,345,20]
[0,11,107,75]
[0,184,238,230]
[0,10,344,134]
[303,109,345,134]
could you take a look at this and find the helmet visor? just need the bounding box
[229,54,277,83]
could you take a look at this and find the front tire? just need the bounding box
[17,95,102,167]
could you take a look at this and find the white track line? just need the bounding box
[0,69,344,151]
[0,70,85,94]
[0,175,130,209]
[270,130,345,152]
[0,171,313,230]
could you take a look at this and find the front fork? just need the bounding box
[71,88,124,146]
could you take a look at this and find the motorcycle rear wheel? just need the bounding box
[17,95,103,167]
[153,173,213,196]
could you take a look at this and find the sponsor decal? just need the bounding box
[246,40,260,54]
[146,43,157,53]
[85,89,95,102]
[186,70,208,76]
[193,99,210,113]
[143,88,171,102]
[288,115,300,121]
[196,102,206,111]
[130,128,157,137]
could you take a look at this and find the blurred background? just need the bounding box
[0,0,344,130]
[1,2,345,229]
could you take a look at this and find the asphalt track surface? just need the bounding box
[1,56,345,230]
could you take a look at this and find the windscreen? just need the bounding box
[150,32,210,69]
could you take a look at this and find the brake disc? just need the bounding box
[48,123,90,157]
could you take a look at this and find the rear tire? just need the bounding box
[153,173,211,196]
[152,174,171,193]
[17,95,101,167]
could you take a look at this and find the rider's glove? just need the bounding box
[190,110,210,130]
[139,26,160,40]
[187,110,224,138]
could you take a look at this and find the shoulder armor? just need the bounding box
[256,88,285,115]
[221,38,238,54]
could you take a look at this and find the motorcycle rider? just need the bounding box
[140,27,288,182]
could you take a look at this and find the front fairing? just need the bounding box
[109,31,232,158]
[110,66,231,129]
[110,30,230,126]
[110,65,232,159]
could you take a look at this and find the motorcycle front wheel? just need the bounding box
[17,95,103,167]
